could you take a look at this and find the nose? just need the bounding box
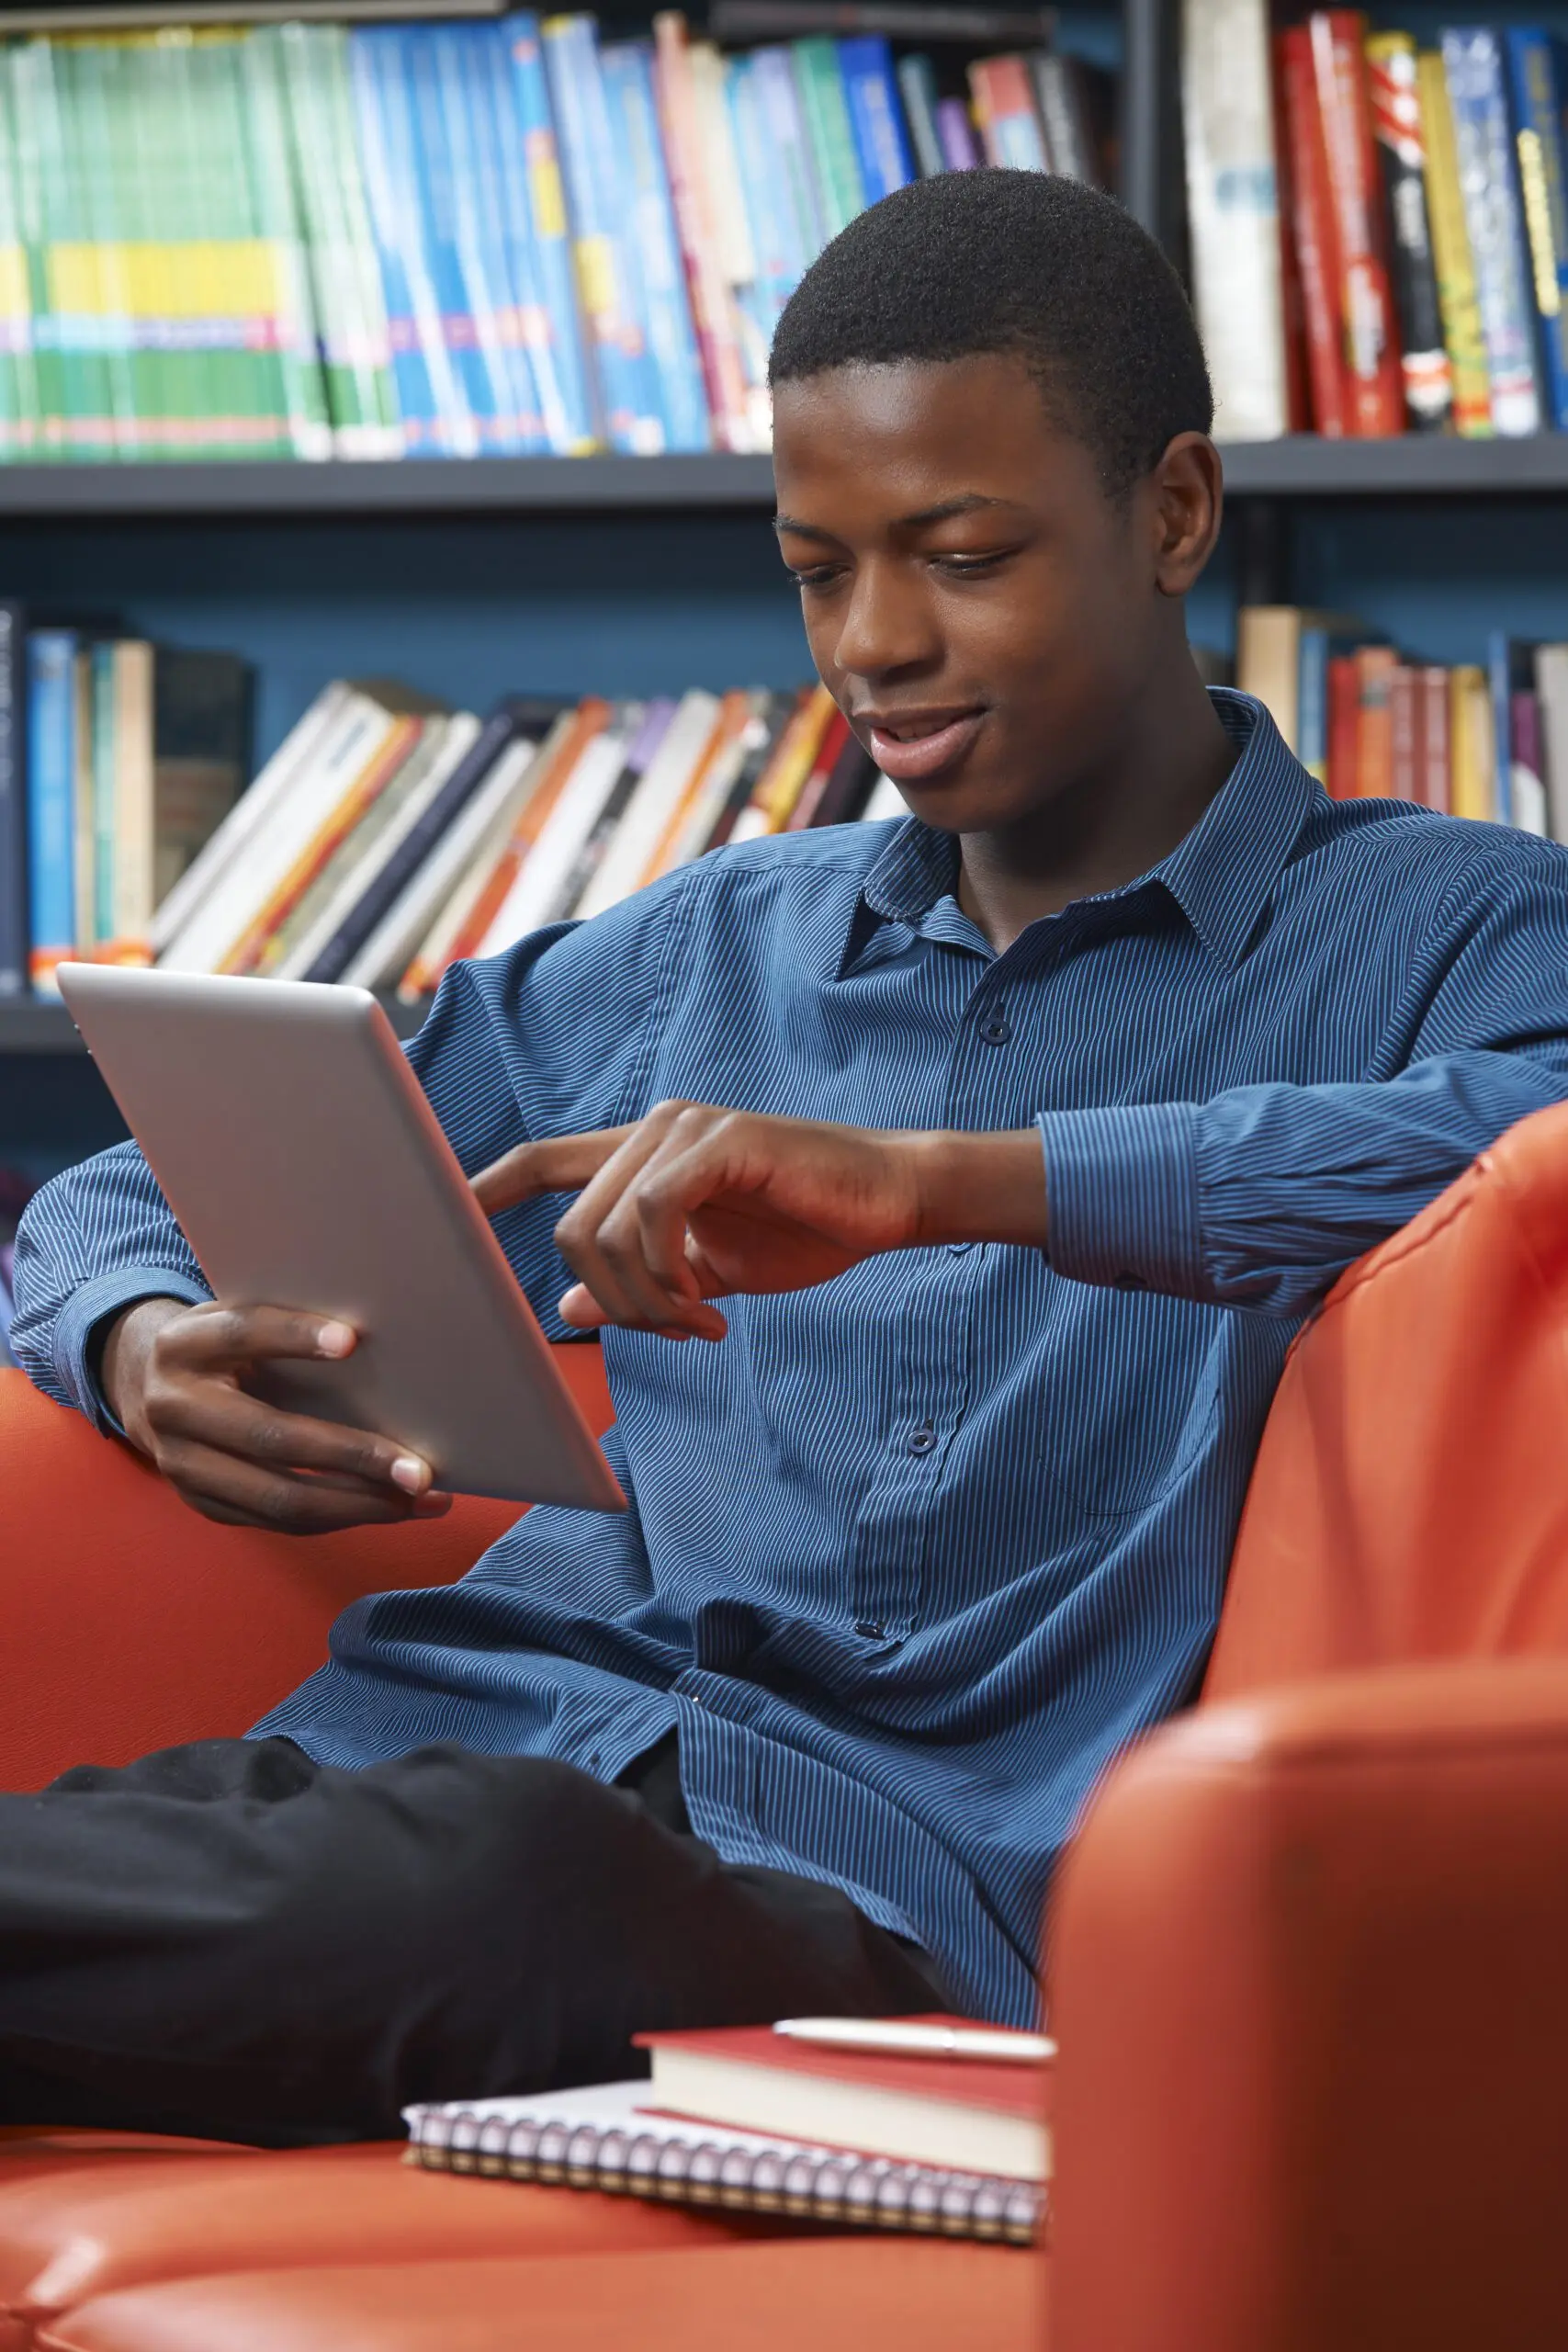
[830,558,942,684]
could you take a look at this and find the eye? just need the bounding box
[932,549,1012,578]
[788,563,846,591]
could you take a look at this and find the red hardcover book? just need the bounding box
[635,2013,1051,2180]
[1309,11,1405,436]
[1327,652,1360,797]
[1417,664,1451,811]
[1279,28,1350,436]
[1271,33,1314,434]
[785,709,852,830]
[1355,643,1397,797]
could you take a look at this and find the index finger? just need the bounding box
[471,1126,638,1216]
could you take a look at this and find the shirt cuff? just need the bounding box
[1037,1102,1204,1297]
[54,1266,212,1435]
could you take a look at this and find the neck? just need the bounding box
[957,647,1237,956]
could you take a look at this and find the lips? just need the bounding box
[862,707,987,784]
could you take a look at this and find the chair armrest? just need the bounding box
[0,1353,612,1791]
[1049,1657,1568,2352]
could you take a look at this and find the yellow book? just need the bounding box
[1416,49,1494,438]
[1450,665,1497,822]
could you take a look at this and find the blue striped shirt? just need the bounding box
[17,691,1568,2024]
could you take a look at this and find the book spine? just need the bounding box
[1364,31,1452,430]
[238,28,334,463]
[726,55,795,350]
[457,23,548,454]
[689,40,771,441]
[1308,11,1405,438]
[1388,662,1418,801]
[1504,29,1568,434]
[791,38,864,239]
[405,2109,1043,2248]
[1180,0,1289,440]
[1297,626,1330,786]
[1326,652,1359,798]
[968,56,1048,172]
[753,50,826,277]
[61,44,136,459]
[1442,28,1541,436]
[500,12,597,456]
[897,54,944,178]
[348,28,441,455]
[26,630,75,992]
[90,640,117,944]
[308,24,404,458]
[0,59,39,462]
[1487,628,1517,828]
[935,97,980,173]
[0,605,26,993]
[838,36,915,202]
[401,27,486,458]
[1418,664,1451,812]
[1450,662,1495,821]
[1031,55,1102,187]
[1416,48,1494,437]
[1278,28,1349,438]
[604,41,711,453]
[1510,686,1549,835]
[544,13,660,454]
[650,11,754,453]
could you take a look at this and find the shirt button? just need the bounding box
[978,1010,1011,1046]
[908,1422,937,1455]
[1113,1271,1147,1291]
[854,1619,886,1641]
[947,1240,974,1256]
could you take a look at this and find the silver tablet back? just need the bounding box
[57,965,626,1510]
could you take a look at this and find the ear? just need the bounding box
[1146,433,1224,598]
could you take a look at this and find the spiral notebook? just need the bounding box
[402,2079,1044,2247]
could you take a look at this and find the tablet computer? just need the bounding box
[56,964,626,1511]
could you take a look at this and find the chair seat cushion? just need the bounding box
[36,2239,1042,2352]
[0,2145,788,2339]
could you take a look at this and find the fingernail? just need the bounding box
[317,1321,355,1357]
[389,1455,429,1495]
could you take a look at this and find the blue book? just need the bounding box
[498,14,596,455]
[1443,29,1542,437]
[838,36,915,203]
[600,41,709,452]
[1504,29,1568,432]
[751,47,825,278]
[445,24,547,453]
[1298,629,1331,791]
[543,13,663,454]
[0,604,25,997]
[348,28,446,455]
[26,630,74,995]
[726,54,796,346]
[397,26,491,457]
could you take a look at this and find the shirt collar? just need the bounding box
[851,690,1320,973]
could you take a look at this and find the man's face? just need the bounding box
[771,354,1173,836]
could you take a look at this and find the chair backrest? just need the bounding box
[1205,1099,1568,1702]
[0,1348,613,1790]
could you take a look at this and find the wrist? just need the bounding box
[98,1296,185,1443]
[909,1130,1049,1250]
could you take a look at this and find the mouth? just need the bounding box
[858,707,987,784]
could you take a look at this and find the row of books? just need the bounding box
[1235,604,1568,837]
[15,666,892,1001]
[0,9,1106,466]
[1183,7,1568,441]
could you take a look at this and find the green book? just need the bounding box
[11,39,97,458]
[235,28,332,459]
[276,23,400,456]
[127,36,212,458]
[98,39,167,461]
[60,42,138,458]
[188,34,282,460]
[790,38,865,246]
[0,56,41,459]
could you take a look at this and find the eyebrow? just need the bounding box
[773,492,1024,541]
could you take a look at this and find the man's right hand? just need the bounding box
[101,1298,449,1535]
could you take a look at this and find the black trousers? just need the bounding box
[0,1732,944,2144]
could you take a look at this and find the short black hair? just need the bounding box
[769,170,1213,499]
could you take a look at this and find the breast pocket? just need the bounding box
[1036,1288,1225,1522]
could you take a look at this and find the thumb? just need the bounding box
[471,1125,638,1216]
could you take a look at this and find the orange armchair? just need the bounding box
[11,1101,1568,2349]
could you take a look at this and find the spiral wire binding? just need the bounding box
[407,2105,1044,2246]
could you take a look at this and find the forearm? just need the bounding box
[10,1142,209,1423]
[1043,1049,1568,1319]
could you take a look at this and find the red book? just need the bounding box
[1279,28,1350,436]
[635,2013,1051,2180]
[1309,11,1405,436]
[1271,33,1315,435]
[1417,665,1451,812]
[1327,653,1361,797]
[1355,643,1397,797]
[967,56,1048,168]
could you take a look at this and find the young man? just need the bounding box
[13,171,1568,2142]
